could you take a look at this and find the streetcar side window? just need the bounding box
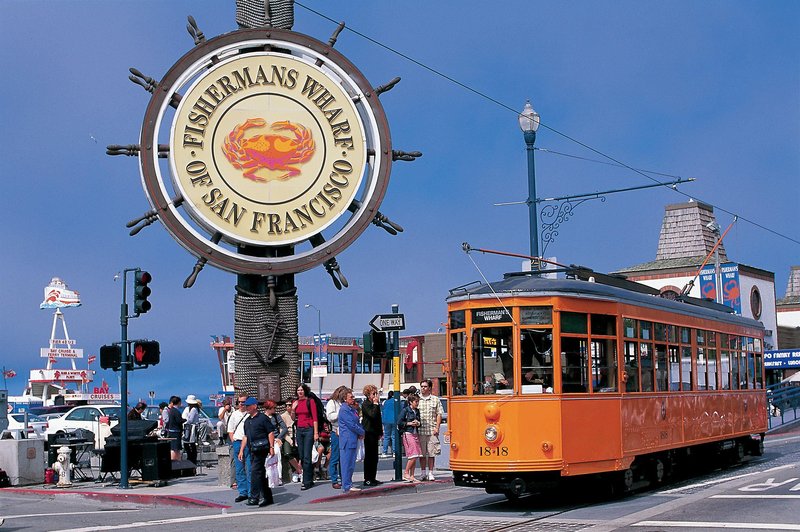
[655,343,668,392]
[682,345,694,390]
[669,345,681,390]
[754,338,764,389]
[561,337,589,393]
[624,341,639,392]
[521,328,554,394]
[472,327,513,395]
[561,313,589,393]
[590,314,618,393]
[720,334,732,390]
[590,338,617,392]
[450,331,467,396]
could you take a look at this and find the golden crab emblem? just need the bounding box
[222,118,315,182]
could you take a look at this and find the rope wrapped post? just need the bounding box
[236,0,294,30]
[231,0,298,403]
[234,288,299,402]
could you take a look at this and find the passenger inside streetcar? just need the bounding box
[521,329,554,393]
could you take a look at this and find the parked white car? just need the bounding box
[6,413,48,439]
[45,404,121,448]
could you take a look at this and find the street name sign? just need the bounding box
[370,313,406,332]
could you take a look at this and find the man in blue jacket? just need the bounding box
[338,389,365,493]
[381,391,397,457]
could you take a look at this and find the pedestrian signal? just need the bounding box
[133,340,160,366]
[99,344,122,371]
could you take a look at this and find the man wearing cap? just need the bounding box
[417,379,443,481]
[227,394,251,502]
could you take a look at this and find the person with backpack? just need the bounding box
[291,383,319,490]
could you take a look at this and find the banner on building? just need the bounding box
[312,334,329,377]
[720,262,742,314]
[699,266,717,301]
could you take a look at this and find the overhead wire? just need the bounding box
[295,1,800,247]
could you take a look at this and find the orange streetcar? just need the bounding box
[446,267,767,499]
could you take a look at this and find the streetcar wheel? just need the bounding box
[734,441,746,463]
[651,458,666,485]
[503,490,521,502]
[610,468,634,497]
[752,438,765,457]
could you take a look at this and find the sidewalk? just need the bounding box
[1,456,453,509]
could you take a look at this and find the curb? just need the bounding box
[309,478,453,503]
[0,487,231,509]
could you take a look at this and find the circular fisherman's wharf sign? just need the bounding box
[138,28,392,276]
[171,53,368,246]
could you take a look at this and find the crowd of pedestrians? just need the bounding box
[217,379,444,507]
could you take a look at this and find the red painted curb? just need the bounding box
[0,487,231,509]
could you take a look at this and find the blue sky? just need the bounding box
[2,1,798,401]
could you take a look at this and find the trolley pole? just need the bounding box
[391,303,403,481]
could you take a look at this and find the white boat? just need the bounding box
[40,277,81,309]
[8,278,118,413]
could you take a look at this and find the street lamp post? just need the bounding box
[304,303,323,395]
[304,303,321,338]
[519,100,541,265]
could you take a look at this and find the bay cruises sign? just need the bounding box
[135,27,394,277]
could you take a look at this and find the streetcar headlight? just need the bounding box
[485,425,498,442]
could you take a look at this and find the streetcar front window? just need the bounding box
[521,328,554,393]
[450,331,467,396]
[472,327,513,395]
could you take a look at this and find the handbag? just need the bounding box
[250,437,270,452]
[182,423,197,444]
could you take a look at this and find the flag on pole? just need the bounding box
[2,369,16,378]
[88,355,97,364]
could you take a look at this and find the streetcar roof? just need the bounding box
[446,273,763,330]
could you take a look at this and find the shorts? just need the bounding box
[167,430,182,452]
[402,432,422,458]
[419,434,441,458]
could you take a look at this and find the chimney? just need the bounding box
[655,200,728,261]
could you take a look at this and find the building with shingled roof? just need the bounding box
[777,266,800,345]
[614,201,779,356]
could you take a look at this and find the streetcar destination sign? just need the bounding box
[370,313,406,332]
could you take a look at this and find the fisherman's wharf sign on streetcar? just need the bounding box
[171,53,367,246]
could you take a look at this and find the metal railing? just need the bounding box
[767,382,800,429]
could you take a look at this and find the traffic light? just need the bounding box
[133,270,152,314]
[100,344,122,370]
[133,340,160,366]
[364,330,388,357]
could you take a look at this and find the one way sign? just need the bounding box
[370,313,406,332]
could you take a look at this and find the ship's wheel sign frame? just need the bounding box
[138,28,393,276]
